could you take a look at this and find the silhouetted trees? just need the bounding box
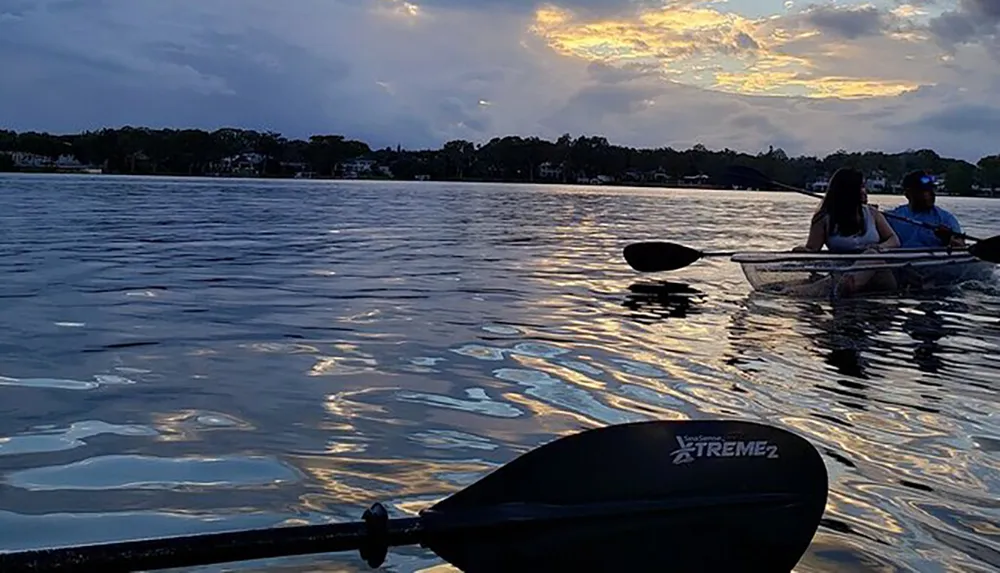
[0,126,996,195]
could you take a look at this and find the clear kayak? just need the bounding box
[732,248,997,298]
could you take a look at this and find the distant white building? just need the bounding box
[5,152,92,171]
[538,161,564,179]
[866,171,887,192]
[215,153,266,176]
[10,152,51,168]
[54,154,85,169]
[808,179,828,192]
[341,158,376,178]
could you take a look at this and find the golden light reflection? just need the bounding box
[603,393,688,420]
[240,342,321,354]
[501,391,606,430]
[530,2,928,99]
[325,441,368,455]
[510,353,606,391]
[308,342,378,376]
[779,416,989,492]
[324,388,393,422]
[416,565,461,573]
[149,409,254,442]
[309,354,378,377]
[844,411,948,439]
[395,497,441,515]
[825,486,907,535]
[296,455,493,508]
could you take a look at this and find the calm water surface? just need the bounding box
[0,174,998,572]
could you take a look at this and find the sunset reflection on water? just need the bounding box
[0,175,997,571]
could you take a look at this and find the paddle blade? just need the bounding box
[421,420,828,573]
[623,241,703,272]
[969,234,1000,264]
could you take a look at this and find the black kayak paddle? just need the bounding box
[0,419,828,573]
[624,241,735,273]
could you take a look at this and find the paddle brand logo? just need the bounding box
[670,434,779,465]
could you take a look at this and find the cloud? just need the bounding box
[929,0,1000,47]
[530,2,933,99]
[901,103,1000,136]
[805,5,887,39]
[0,0,998,162]
[408,0,664,17]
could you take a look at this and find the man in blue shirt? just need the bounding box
[885,170,964,248]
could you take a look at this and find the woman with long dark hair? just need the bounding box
[796,167,900,253]
[792,167,900,295]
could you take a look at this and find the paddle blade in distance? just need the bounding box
[623,241,702,272]
[725,165,771,188]
[421,419,828,573]
[969,234,1000,264]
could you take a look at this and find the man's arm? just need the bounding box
[937,210,965,247]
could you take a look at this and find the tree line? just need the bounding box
[1,126,998,195]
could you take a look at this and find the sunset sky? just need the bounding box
[2,0,998,160]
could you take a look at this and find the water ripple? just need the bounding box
[5,455,302,491]
[0,175,998,571]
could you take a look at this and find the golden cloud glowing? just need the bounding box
[714,72,920,98]
[530,2,925,99]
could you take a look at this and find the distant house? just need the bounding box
[340,157,376,178]
[678,174,710,187]
[808,178,828,192]
[650,169,670,182]
[4,152,96,172]
[214,152,266,176]
[54,154,85,169]
[622,169,645,182]
[10,152,52,168]
[538,161,564,180]
[866,171,888,192]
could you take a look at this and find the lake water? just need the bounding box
[0,174,997,572]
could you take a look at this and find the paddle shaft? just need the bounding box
[0,494,797,573]
[0,517,420,573]
[765,177,984,242]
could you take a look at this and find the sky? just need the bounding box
[2,0,1000,161]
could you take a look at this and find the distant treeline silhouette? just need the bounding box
[1,126,998,195]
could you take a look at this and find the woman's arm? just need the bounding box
[793,215,827,252]
[872,208,901,249]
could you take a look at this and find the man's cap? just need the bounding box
[902,170,935,192]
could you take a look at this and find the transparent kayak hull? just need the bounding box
[732,249,996,298]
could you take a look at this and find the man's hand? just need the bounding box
[933,225,954,245]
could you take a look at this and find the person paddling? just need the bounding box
[885,170,964,248]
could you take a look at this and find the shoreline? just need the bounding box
[0,169,992,199]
